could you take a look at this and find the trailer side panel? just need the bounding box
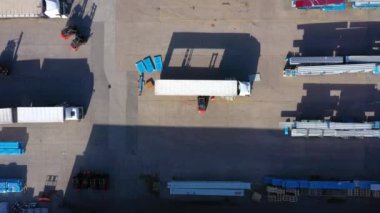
[16,107,64,123]
[155,80,238,96]
[0,108,13,124]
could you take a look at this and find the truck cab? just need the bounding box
[238,81,251,96]
[64,107,83,121]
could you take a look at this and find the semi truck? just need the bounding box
[280,120,380,138]
[284,55,380,77]
[0,0,72,18]
[155,80,251,97]
[345,55,380,63]
[287,56,380,65]
[0,106,83,124]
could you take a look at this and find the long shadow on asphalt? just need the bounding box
[62,124,380,212]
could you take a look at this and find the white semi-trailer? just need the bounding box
[155,80,251,97]
[345,55,380,63]
[0,0,71,18]
[0,108,14,124]
[0,106,83,124]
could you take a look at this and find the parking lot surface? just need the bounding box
[1,0,380,212]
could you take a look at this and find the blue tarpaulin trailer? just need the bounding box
[143,57,155,73]
[0,179,23,193]
[153,55,163,72]
[0,142,23,155]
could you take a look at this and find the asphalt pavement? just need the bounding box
[1,0,380,212]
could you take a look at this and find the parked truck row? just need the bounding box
[0,106,83,124]
[284,56,380,77]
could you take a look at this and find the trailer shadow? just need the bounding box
[161,32,260,82]
[0,58,94,112]
[281,84,380,122]
[294,22,380,56]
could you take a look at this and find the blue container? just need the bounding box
[0,142,21,149]
[0,142,23,155]
[143,57,155,73]
[154,55,163,72]
[135,60,147,74]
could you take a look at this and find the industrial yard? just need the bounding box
[0,0,379,212]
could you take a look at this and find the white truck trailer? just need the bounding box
[16,107,83,123]
[155,80,251,97]
[0,0,71,18]
[284,63,379,77]
[0,106,83,124]
[288,56,344,65]
[0,108,14,124]
[280,120,380,138]
[345,55,380,63]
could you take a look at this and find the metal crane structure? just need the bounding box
[280,120,380,138]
